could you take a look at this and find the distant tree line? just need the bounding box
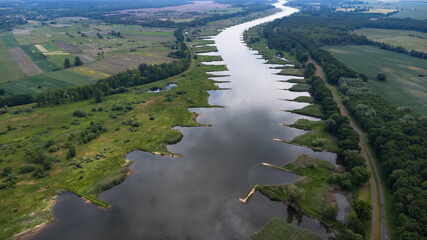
[264,12,427,239]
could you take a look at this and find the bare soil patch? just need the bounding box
[9,47,42,76]
[54,41,81,53]
[73,53,96,63]
[13,28,34,35]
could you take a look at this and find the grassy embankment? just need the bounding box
[245,24,336,153]
[324,45,427,115]
[256,155,345,231]
[251,218,322,240]
[0,42,225,239]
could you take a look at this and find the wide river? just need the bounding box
[31,1,337,239]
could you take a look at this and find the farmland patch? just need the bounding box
[1,34,20,48]
[9,47,42,76]
[353,28,427,52]
[324,45,427,114]
[54,41,81,53]
[0,40,25,82]
[20,45,59,71]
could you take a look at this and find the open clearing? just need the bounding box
[324,45,427,114]
[353,28,427,52]
[9,47,42,76]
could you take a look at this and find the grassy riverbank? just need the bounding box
[0,42,226,239]
[256,155,345,231]
[288,119,339,153]
[251,218,322,240]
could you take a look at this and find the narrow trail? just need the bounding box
[309,59,389,240]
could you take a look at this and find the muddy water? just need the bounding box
[31,1,337,239]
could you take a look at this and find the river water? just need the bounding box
[31,1,337,239]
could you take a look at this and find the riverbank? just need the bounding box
[1,4,290,240]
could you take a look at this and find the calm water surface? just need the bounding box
[31,1,337,239]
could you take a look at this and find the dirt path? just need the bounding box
[309,59,389,240]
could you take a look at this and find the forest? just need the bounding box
[263,9,426,240]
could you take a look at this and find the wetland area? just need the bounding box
[29,2,339,239]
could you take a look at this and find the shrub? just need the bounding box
[67,146,76,159]
[48,145,59,153]
[19,164,36,174]
[323,203,339,220]
[312,138,326,146]
[1,166,12,176]
[73,110,86,117]
[32,168,48,179]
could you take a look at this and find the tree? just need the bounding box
[351,166,370,186]
[74,56,83,66]
[376,72,387,81]
[352,200,372,222]
[346,211,365,237]
[1,166,11,176]
[94,89,102,103]
[323,203,338,220]
[67,146,76,159]
[64,58,71,68]
[335,229,363,240]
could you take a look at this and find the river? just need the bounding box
[30,1,337,239]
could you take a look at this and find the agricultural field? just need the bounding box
[0,39,25,82]
[0,70,97,95]
[8,47,42,76]
[324,45,427,114]
[0,17,176,95]
[353,28,427,52]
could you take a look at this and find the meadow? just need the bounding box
[353,28,427,52]
[324,45,427,114]
[252,218,322,240]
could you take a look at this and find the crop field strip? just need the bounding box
[0,70,97,95]
[9,47,42,76]
[353,28,427,52]
[0,38,25,82]
[20,45,59,72]
[324,45,427,114]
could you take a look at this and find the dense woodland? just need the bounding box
[263,9,427,240]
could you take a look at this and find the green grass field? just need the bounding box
[20,45,59,72]
[390,9,427,20]
[46,54,74,68]
[353,28,427,52]
[41,42,62,51]
[0,39,25,82]
[289,119,339,153]
[289,83,310,92]
[289,104,326,119]
[324,45,427,114]
[1,34,19,48]
[0,70,97,95]
[252,218,322,240]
